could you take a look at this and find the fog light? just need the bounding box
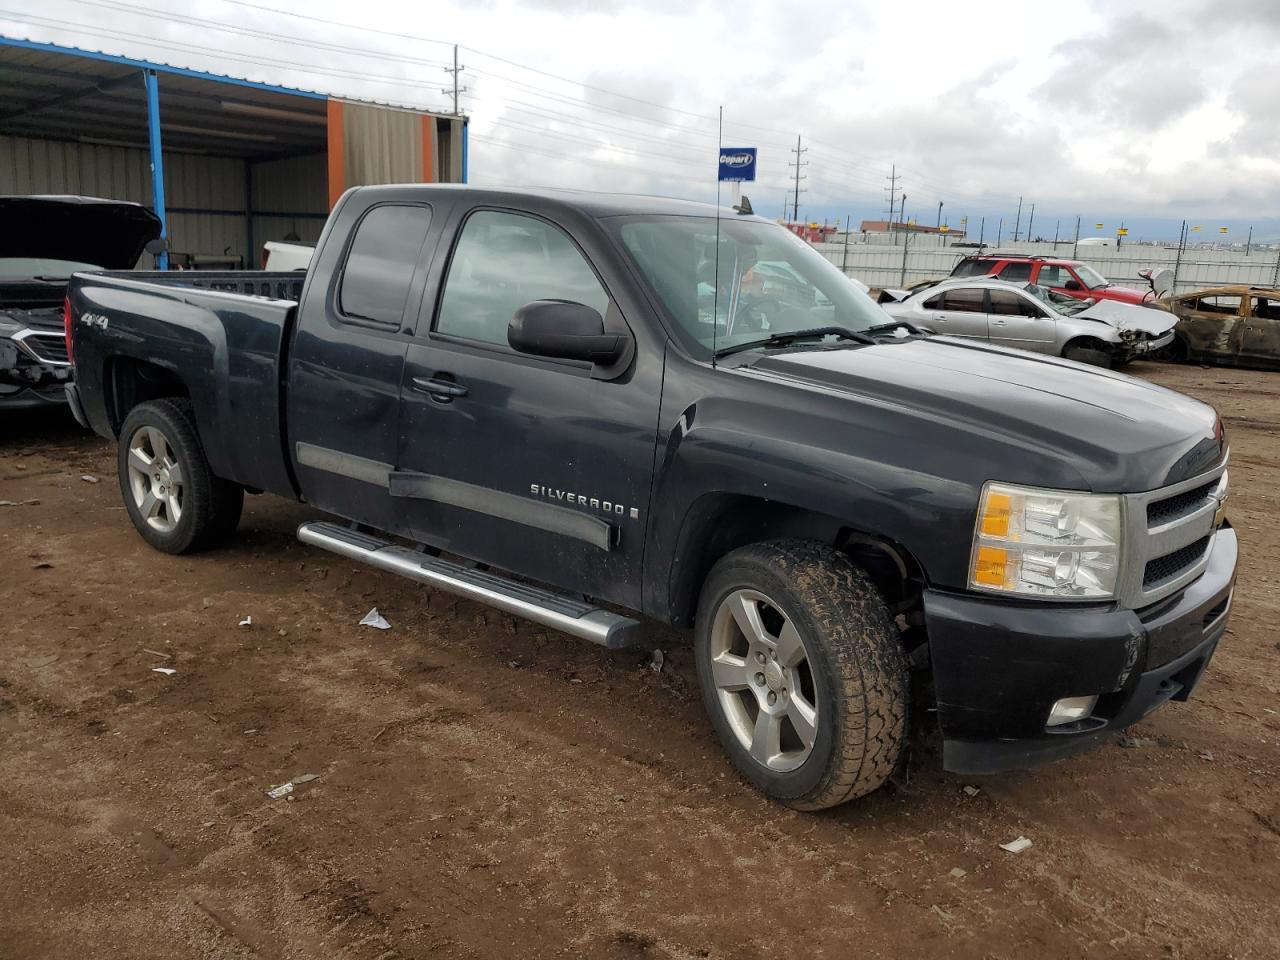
[1047,695,1099,727]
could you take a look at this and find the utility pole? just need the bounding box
[442,44,467,115]
[1012,196,1022,243]
[1173,219,1188,292]
[937,201,943,229]
[1053,219,1060,250]
[789,135,808,227]
[1246,226,1253,256]
[884,164,900,236]
[1026,203,1035,242]
[842,214,851,273]
[898,194,907,246]
[997,217,1003,247]
[978,216,985,249]
[1072,215,1081,259]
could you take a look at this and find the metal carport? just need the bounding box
[0,36,465,268]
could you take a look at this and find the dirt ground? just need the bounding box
[1,361,1278,960]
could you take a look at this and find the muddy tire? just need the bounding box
[117,399,243,554]
[694,540,909,810]
[1063,338,1112,368]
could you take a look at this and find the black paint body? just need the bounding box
[66,185,1236,772]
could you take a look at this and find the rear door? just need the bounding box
[392,204,663,608]
[920,287,989,340]
[287,201,437,533]
[986,288,1057,353]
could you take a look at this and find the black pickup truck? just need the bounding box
[65,185,1237,810]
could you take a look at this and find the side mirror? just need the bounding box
[144,237,169,256]
[508,300,627,364]
[1064,278,1083,291]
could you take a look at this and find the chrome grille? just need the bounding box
[12,329,70,366]
[1146,480,1218,527]
[1119,462,1227,608]
[1143,536,1210,588]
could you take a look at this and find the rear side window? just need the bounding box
[998,262,1033,282]
[339,205,433,328]
[436,210,610,347]
[1193,295,1241,314]
[941,288,986,312]
[951,258,994,278]
[1036,264,1070,287]
[989,290,1044,317]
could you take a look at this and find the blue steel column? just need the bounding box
[143,69,169,270]
[461,120,468,183]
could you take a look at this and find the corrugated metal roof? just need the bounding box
[0,36,448,159]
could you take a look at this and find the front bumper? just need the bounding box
[925,523,1237,775]
[1117,330,1175,361]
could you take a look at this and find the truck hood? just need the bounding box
[1075,299,1176,335]
[746,337,1224,491]
[0,195,161,269]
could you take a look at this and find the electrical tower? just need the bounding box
[884,164,900,227]
[442,44,467,116]
[788,135,808,224]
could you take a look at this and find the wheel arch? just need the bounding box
[664,493,927,628]
[104,356,190,436]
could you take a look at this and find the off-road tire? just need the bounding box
[117,399,243,554]
[694,540,909,810]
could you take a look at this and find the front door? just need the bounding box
[920,286,989,340]
[394,206,662,608]
[1244,296,1280,368]
[986,288,1057,353]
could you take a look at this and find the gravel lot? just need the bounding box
[2,361,1277,960]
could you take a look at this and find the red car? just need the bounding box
[950,254,1149,305]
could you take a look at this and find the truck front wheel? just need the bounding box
[694,541,909,810]
[117,399,243,554]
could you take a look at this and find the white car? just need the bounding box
[261,240,314,272]
[883,277,1176,367]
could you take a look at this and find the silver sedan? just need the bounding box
[883,278,1176,367]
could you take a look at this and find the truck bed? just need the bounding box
[68,270,303,499]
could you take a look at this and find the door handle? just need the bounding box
[411,376,468,401]
[932,314,947,321]
[991,318,1008,326]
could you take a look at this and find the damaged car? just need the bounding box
[0,195,161,409]
[883,277,1176,367]
[1156,285,1280,371]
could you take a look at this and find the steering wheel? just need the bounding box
[733,295,788,334]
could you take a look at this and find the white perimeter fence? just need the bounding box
[813,236,1280,294]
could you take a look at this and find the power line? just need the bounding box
[442,44,467,117]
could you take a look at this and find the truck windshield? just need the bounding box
[614,216,889,358]
[1075,264,1109,289]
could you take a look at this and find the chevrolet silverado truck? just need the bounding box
[65,185,1237,810]
[1,195,161,410]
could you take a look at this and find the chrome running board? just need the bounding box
[297,521,643,649]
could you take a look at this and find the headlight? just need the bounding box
[969,482,1123,600]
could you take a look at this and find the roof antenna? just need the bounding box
[733,195,753,216]
[712,105,723,370]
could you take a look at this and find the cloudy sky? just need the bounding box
[4,0,1278,239]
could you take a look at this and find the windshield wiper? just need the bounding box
[713,325,874,359]
[864,319,924,338]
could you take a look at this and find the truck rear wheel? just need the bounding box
[117,399,243,554]
[694,540,909,810]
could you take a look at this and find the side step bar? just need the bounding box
[297,521,644,649]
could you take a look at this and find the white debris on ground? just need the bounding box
[150,667,176,676]
[360,608,391,630]
[266,782,294,800]
[999,836,1033,854]
[238,616,252,628]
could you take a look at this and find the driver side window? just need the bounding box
[435,210,610,347]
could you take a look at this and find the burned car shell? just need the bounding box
[883,278,1176,363]
[1157,285,1280,371]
